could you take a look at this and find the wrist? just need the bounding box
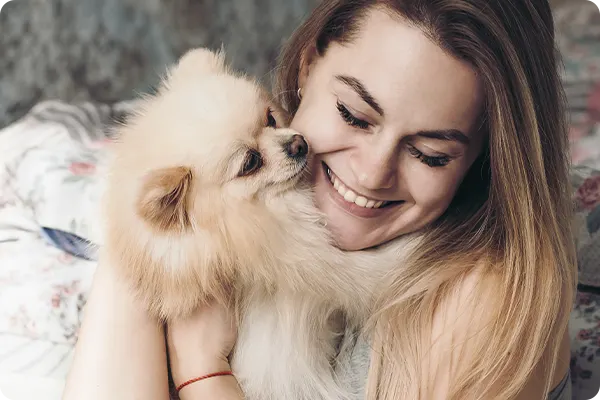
[169,348,230,381]
[172,357,229,388]
[176,361,242,400]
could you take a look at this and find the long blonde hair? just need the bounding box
[275,0,577,399]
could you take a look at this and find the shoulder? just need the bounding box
[427,266,500,359]
[422,265,569,399]
[417,266,499,398]
[429,266,500,342]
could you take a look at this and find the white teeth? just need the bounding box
[343,190,357,202]
[355,196,368,207]
[328,171,390,209]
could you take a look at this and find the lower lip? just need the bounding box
[321,163,397,219]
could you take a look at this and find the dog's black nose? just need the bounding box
[285,134,308,158]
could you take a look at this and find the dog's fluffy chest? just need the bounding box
[231,290,352,400]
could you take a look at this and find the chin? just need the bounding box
[317,205,379,250]
[327,221,396,251]
[333,238,372,251]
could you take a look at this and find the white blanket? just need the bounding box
[0,100,135,399]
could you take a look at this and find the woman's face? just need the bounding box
[291,9,485,251]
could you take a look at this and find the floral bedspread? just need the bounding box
[0,100,131,391]
[555,3,600,399]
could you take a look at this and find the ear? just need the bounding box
[298,45,317,90]
[137,166,194,233]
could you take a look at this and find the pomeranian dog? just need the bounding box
[101,48,414,400]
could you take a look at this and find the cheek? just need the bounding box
[406,167,464,210]
[290,94,348,155]
[224,180,255,200]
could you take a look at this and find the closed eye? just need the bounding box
[407,145,451,167]
[336,101,370,130]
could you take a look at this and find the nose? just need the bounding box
[284,134,309,159]
[350,146,396,190]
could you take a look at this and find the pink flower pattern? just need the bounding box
[576,175,600,210]
[588,82,600,118]
[68,161,96,176]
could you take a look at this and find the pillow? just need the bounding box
[573,165,600,289]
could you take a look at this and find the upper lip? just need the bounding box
[324,162,396,204]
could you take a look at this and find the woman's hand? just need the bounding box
[166,302,243,399]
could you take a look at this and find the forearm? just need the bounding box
[62,260,170,400]
[167,302,243,400]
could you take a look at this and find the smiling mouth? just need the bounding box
[322,162,402,209]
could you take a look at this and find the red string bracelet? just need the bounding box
[176,371,234,393]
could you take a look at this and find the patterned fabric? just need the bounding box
[0,335,72,400]
[570,291,600,399]
[573,166,600,289]
[0,100,130,391]
[549,371,572,400]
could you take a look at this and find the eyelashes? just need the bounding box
[336,101,370,130]
[407,145,451,167]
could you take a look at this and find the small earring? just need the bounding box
[297,87,303,100]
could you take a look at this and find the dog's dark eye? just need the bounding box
[239,150,263,177]
[266,108,277,128]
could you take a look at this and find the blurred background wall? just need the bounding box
[0,0,319,128]
[0,0,588,129]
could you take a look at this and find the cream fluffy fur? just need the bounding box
[101,48,415,400]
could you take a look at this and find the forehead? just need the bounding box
[322,8,483,136]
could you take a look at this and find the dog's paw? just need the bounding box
[145,285,205,321]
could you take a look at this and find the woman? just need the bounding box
[62,0,576,399]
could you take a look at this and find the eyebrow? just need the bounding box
[415,129,470,145]
[335,75,384,116]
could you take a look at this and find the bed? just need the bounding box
[1,3,600,400]
[0,100,129,400]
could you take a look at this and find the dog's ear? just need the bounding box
[160,47,227,92]
[177,47,227,75]
[137,166,194,233]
